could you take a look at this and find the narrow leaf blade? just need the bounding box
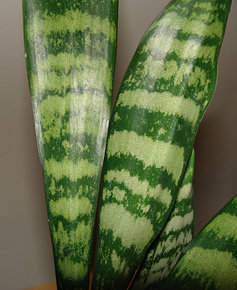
[23,0,118,288]
[132,149,195,289]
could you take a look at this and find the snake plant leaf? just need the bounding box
[162,194,237,290]
[93,0,232,288]
[132,149,195,290]
[23,0,118,288]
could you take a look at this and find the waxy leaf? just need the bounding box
[23,0,118,288]
[93,0,232,288]
[133,149,195,289]
[163,194,237,290]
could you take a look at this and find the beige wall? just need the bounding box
[0,1,236,289]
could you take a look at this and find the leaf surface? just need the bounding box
[132,149,195,289]
[163,194,237,290]
[93,0,232,288]
[23,0,118,288]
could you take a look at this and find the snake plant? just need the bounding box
[23,0,233,289]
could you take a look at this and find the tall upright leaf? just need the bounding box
[93,0,231,288]
[23,0,118,288]
[132,149,195,289]
[163,195,237,290]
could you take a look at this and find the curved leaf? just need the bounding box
[163,195,237,290]
[93,0,232,288]
[132,149,195,289]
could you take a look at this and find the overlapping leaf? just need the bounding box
[93,1,231,288]
[132,149,195,289]
[163,195,237,290]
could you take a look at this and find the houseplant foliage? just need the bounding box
[92,0,232,288]
[23,0,118,288]
[23,0,233,289]
[132,149,195,289]
[163,195,237,290]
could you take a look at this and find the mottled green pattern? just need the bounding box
[93,0,231,288]
[132,149,195,290]
[23,0,118,289]
[163,195,237,290]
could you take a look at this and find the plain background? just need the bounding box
[0,1,237,289]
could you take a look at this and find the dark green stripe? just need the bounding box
[149,24,222,46]
[45,176,97,199]
[48,212,92,231]
[42,132,106,163]
[104,154,177,191]
[193,229,237,260]
[120,52,216,106]
[34,87,108,103]
[29,31,114,62]
[110,106,194,149]
[103,179,170,219]
[23,0,118,23]
[165,2,230,23]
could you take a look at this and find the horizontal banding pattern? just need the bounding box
[107,130,184,184]
[26,9,116,43]
[23,0,118,288]
[133,149,195,289]
[165,196,237,290]
[93,0,231,289]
